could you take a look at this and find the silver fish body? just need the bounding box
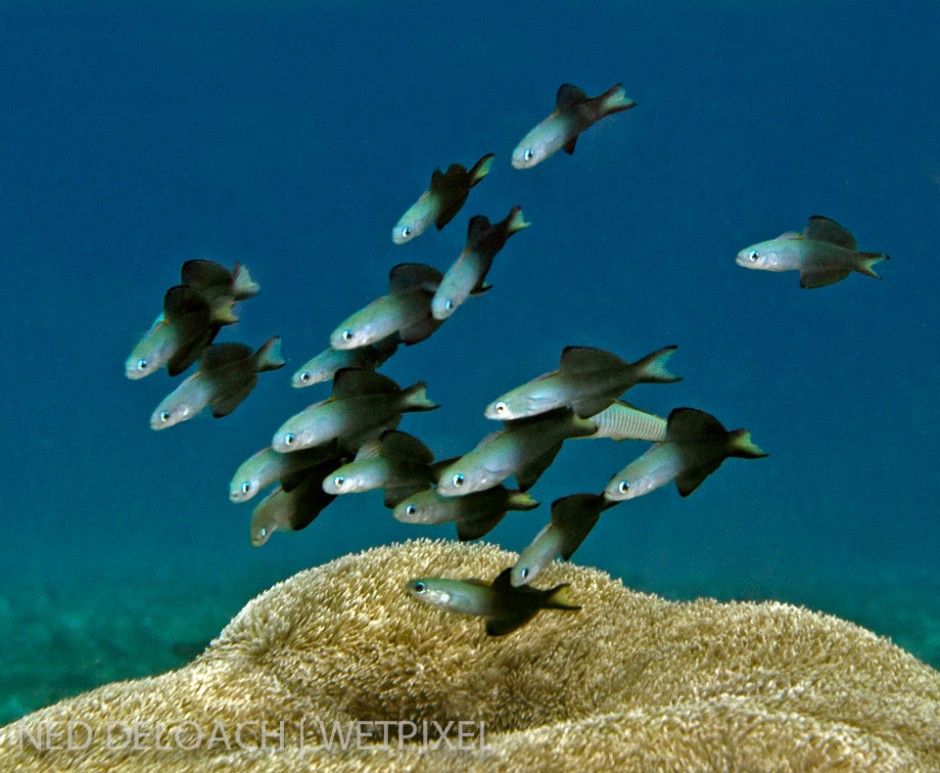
[511,83,636,170]
[230,443,339,502]
[736,216,889,289]
[292,336,399,388]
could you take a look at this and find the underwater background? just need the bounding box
[1,0,938,725]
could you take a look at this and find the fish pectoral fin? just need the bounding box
[209,382,255,417]
[804,215,857,250]
[470,281,493,296]
[486,610,538,636]
[674,458,725,498]
[799,269,851,289]
[563,136,578,155]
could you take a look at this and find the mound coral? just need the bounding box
[2,539,938,771]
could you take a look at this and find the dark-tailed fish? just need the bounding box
[736,216,889,289]
[511,83,636,170]
[291,335,399,388]
[393,485,538,541]
[431,206,530,321]
[322,430,437,507]
[180,259,260,321]
[330,264,444,349]
[151,337,285,430]
[436,408,597,497]
[125,285,229,380]
[392,153,495,244]
[406,568,580,636]
[485,345,680,421]
[229,441,341,503]
[604,408,767,501]
[249,461,341,547]
[578,400,667,442]
[272,368,438,453]
[511,493,616,587]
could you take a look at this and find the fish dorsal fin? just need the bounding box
[163,285,210,321]
[804,216,857,250]
[555,83,588,112]
[353,438,382,461]
[559,346,627,375]
[675,458,725,498]
[800,269,852,289]
[428,168,445,193]
[563,136,578,155]
[181,259,231,290]
[466,215,492,245]
[332,367,401,399]
[666,408,728,443]
[474,430,503,450]
[464,578,490,588]
[442,163,468,183]
[388,263,443,295]
[380,431,435,464]
[199,342,253,373]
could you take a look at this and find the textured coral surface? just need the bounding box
[2,539,939,771]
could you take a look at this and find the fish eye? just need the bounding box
[136,358,148,370]
[444,299,453,311]
[520,567,529,579]
[159,411,171,423]
[402,226,411,238]
[341,329,353,342]
[333,476,345,487]
[524,148,534,161]
[494,401,507,414]
[284,432,296,446]
[259,527,267,537]
[452,473,465,488]
[405,504,416,516]
[618,481,629,494]
[413,581,426,593]
[240,482,251,494]
[748,249,760,262]
[299,372,310,383]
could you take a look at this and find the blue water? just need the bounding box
[1,0,938,719]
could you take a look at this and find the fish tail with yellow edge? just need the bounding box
[855,252,890,279]
[598,84,637,117]
[506,206,531,236]
[633,345,682,384]
[543,583,581,610]
[728,429,768,460]
[401,382,440,412]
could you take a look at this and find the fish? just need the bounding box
[406,568,580,636]
[392,153,495,244]
[511,83,637,170]
[322,430,437,507]
[180,259,260,321]
[249,461,342,547]
[435,408,597,497]
[330,264,444,349]
[229,441,342,502]
[291,335,400,388]
[604,408,768,501]
[484,345,681,421]
[735,215,890,289]
[393,485,539,541]
[577,400,667,442]
[272,368,439,453]
[431,206,530,320]
[125,285,229,380]
[511,493,617,587]
[150,337,285,430]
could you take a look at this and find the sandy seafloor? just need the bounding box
[1,0,939,727]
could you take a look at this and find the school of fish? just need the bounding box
[127,82,888,636]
